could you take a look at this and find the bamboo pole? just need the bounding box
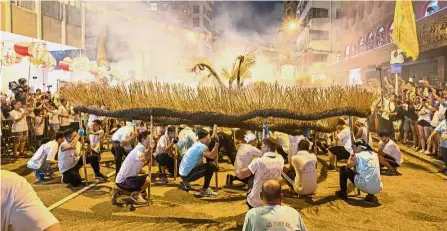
[148,115,153,205]
[213,124,218,192]
[174,125,179,181]
[79,116,88,185]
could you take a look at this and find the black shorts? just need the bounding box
[384,154,400,168]
[116,175,147,192]
[328,146,351,160]
[417,120,431,127]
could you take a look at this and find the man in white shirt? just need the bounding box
[377,130,403,175]
[226,131,262,187]
[327,118,353,171]
[336,139,383,202]
[282,140,317,196]
[236,138,285,209]
[1,170,61,231]
[59,129,107,187]
[58,99,71,132]
[89,120,105,161]
[242,180,308,231]
[155,126,177,184]
[113,131,152,205]
[111,125,138,174]
[179,128,219,197]
[27,132,65,182]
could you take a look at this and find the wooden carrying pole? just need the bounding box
[79,116,88,185]
[213,124,218,192]
[174,126,179,180]
[148,116,153,204]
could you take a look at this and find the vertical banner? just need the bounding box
[392,0,419,60]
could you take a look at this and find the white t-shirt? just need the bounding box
[234,144,262,171]
[27,140,59,170]
[48,109,60,125]
[247,152,284,208]
[155,134,170,157]
[360,126,373,145]
[1,170,59,231]
[87,114,98,128]
[273,131,290,154]
[10,109,28,133]
[378,139,403,165]
[116,143,146,184]
[58,140,80,173]
[338,127,353,154]
[243,205,307,231]
[111,126,134,152]
[291,151,317,195]
[289,135,313,158]
[34,116,45,136]
[58,105,70,126]
[418,108,432,123]
[354,151,383,195]
[89,129,104,153]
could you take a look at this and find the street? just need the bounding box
[2,142,447,231]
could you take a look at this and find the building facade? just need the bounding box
[327,1,447,86]
[284,1,298,18]
[295,0,341,76]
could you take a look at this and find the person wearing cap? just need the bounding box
[427,108,447,175]
[179,128,219,197]
[282,139,317,197]
[226,131,262,187]
[236,138,285,209]
[326,118,353,171]
[242,180,308,231]
[336,139,383,202]
[377,130,403,175]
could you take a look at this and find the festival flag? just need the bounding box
[392,0,419,60]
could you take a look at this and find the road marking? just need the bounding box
[47,171,116,211]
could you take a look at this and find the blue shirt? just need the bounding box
[243,205,307,231]
[435,120,447,148]
[179,142,208,176]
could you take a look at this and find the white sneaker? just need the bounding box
[418,149,425,153]
[130,192,146,204]
[424,150,430,155]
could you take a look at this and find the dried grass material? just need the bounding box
[61,81,377,122]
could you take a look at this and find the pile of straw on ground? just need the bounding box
[61,81,377,125]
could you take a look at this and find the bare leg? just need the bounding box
[378,155,393,170]
[328,150,335,166]
[412,123,419,148]
[13,137,20,156]
[19,135,27,154]
[424,127,432,152]
[418,125,426,151]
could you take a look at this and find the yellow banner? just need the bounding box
[392,0,419,60]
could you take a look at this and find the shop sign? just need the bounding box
[418,10,447,52]
[390,63,403,74]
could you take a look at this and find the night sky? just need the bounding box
[213,1,283,34]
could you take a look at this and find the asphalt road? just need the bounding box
[2,144,447,231]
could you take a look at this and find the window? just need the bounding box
[310,30,329,40]
[193,18,200,27]
[13,0,35,11]
[335,9,341,19]
[312,8,328,18]
[313,54,328,62]
[42,1,62,20]
[161,3,170,10]
[67,5,81,26]
[150,3,157,11]
[193,5,200,14]
[171,3,180,10]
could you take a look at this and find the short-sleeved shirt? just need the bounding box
[155,134,170,157]
[48,109,60,125]
[234,144,262,171]
[58,141,79,173]
[337,127,353,154]
[243,205,307,231]
[116,143,146,184]
[354,151,383,195]
[378,139,403,165]
[9,109,28,133]
[289,135,313,158]
[435,120,447,148]
[111,126,134,152]
[58,106,70,126]
[34,116,45,136]
[273,132,290,154]
[291,151,317,195]
[27,140,59,170]
[1,170,59,231]
[89,129,104,153]
[247,152,284,208]
[179,142,208,176]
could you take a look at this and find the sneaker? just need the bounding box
[327,165,336,171]
[225,174,233,187]
[335,190,348,200]
[95,173,108,181]
[423,150,430,155]
[200,188,218,197]
[180,181,191,191]
[365,194,376,202]
[160,174,168,184]
[130,192,147,204]
[34,171,45,182]
[418,149,425,153]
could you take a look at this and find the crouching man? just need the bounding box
[336,139,383,202]
[27,132,65,182]
[112,131,152,205]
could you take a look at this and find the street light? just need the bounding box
[288,21,297,31]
